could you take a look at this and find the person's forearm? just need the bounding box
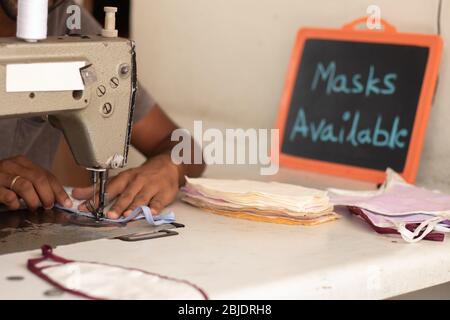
[141,134,205,186]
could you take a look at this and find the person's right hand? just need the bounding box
[0,155,72,211]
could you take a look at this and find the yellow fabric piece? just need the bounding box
[205,208,339,226]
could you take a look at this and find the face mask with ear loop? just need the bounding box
[28,245,209,300]
[329,169,450,243]
[0,0,66,21]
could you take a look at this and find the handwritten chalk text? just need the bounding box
[311,62,397,97]
[289,108,408,149]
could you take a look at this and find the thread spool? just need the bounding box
[16,0,48,42]
[101,7,118,38]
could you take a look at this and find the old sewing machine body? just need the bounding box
[0,4,135,217]
[0,3,182,255]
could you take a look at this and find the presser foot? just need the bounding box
[93,209,105,221]
[85,199,106,221]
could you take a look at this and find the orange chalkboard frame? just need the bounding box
[276,17,443,184]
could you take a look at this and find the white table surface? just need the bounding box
[1,166,449,300]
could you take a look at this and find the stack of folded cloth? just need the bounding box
[181,177,337,225]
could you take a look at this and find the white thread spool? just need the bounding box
[101,7,118,38]
[16,0,48,42]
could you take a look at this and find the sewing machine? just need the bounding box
[0,4,136,218]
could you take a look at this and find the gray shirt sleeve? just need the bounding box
[48,0,156,123]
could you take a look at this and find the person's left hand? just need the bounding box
[72,154,182,219]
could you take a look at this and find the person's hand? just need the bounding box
[72,154,181,219]
[0,155,72,211]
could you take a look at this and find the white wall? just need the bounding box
[132,0,440,125]
[131,0,450,191]
[418,0,450,191]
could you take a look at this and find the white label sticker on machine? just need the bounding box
[6,61,85,92]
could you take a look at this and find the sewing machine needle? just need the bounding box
[98,170,108,219]
[91,170,100,220]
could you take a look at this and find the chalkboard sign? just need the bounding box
[276,19,442,183]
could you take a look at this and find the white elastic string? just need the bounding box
[434,224,450,233]
[390,216,445,243]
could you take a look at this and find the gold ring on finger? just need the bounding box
[9,175,22,191]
